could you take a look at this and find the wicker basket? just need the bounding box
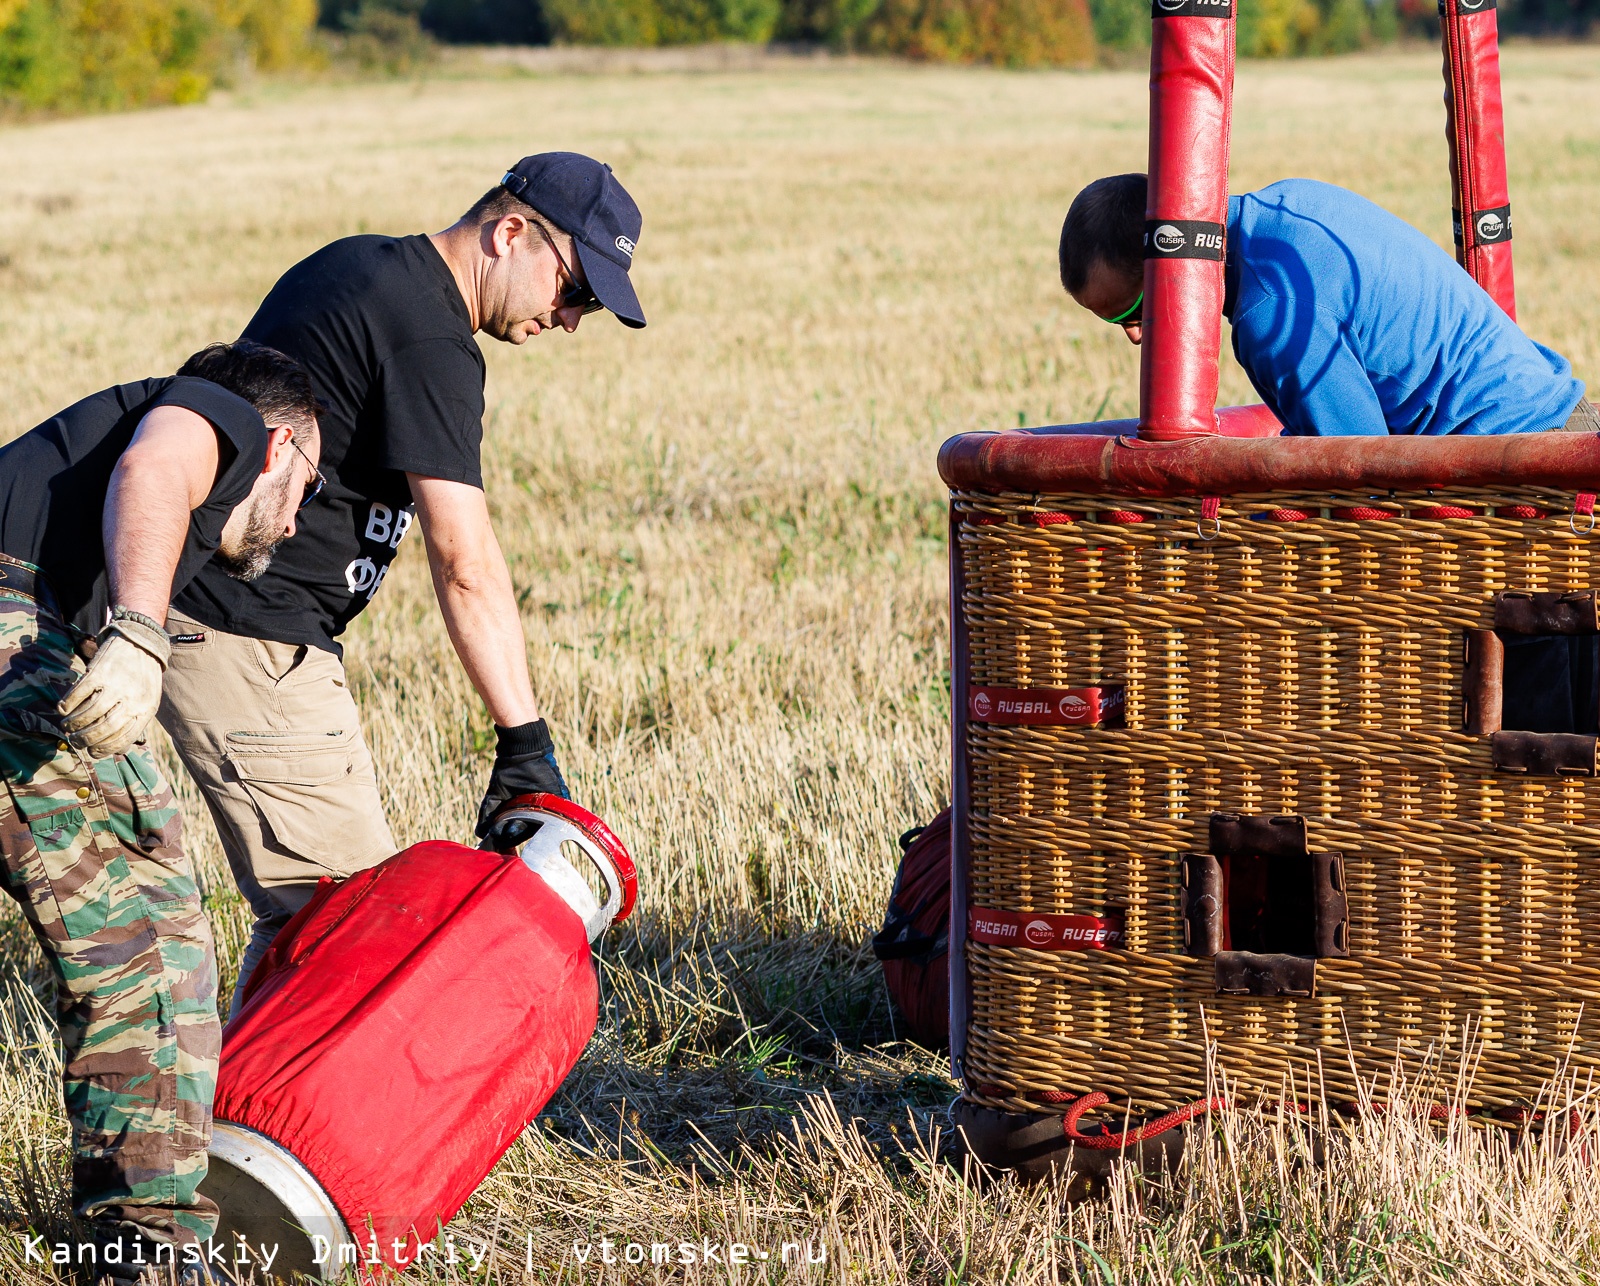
[942,429,1600,1120]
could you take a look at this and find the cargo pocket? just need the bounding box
[253,638,309,685]
[104,747,184,857]
[6,788,109,941]
[223,729,372,866]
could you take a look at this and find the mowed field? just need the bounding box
[1,45,1599,1285]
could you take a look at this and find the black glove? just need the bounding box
[475,718,571,839]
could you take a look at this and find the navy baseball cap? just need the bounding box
[500,152,645,329]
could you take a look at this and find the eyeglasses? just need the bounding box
[1102,291,1143,327]
[289,438,326,510]
[531,221,605,317]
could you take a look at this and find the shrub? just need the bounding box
[542,0,778,42]
[1235,0,1399,55]
[230,0,319,67]
[1237,0,1320,54]
[0,0,315,111]
[1088,0,1145,50]
[560,0,1090,58]
[541,0,656,39]
[339,0,436,69]
[773,0,878,43]
[855,0,1094,63]
[776,0,1093,62]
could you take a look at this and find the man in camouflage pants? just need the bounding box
[0,342,321,1282]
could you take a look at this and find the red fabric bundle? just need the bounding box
[215,841,598,1270]
[873,810,952,1049]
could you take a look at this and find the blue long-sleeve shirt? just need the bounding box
[1224,180,1584,436]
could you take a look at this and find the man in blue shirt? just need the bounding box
[1058,173,1593,435]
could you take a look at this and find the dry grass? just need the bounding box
[0,45,1598,1284]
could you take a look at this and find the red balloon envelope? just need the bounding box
[204,795,637,1280]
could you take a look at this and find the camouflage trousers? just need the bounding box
[0,563,220,1247]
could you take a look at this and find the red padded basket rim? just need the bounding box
[938,426,1600,498]
[496,793,638,925]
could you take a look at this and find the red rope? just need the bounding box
[1411,504,1479,519]
[1034,512,1077,526]
[972,1086,1503,1144]
[1061,1091,1227,1150]
[1495,504,1546,519]
[1336,1100,1462,1122]
[1101,510,1146,524]
[1261,508,1312,522]
[1332,506,1398,521]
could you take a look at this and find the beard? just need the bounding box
[215,471,293,582]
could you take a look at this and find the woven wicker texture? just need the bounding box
[956,485,1600,1115]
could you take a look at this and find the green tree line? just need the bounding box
[364,0,1598,66]
[0,0,1591,113]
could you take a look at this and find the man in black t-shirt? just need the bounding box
[0,341,322,1279]
[160,153,647,1008]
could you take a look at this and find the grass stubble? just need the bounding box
[0,45,1597,1284]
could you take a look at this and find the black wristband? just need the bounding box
[494,719,554,758]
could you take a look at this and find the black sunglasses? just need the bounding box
[289,438,326,510]
[532,222,605,316]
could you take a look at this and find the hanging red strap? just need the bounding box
[1440,0,1516,317]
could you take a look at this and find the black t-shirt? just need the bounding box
[174,235,486,653]
[0,377,269,636]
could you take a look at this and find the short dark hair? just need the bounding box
[462,185,570,248]
[1060,173,1147,295]
[177,340,321,448]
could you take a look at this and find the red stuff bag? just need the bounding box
[209,796,635,1278]
[872,809,951,1050]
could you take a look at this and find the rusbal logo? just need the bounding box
[1058,693,1089,719]
[1153,224,1186,253]
[971,690,993,719]
[1155,0,1184,10]
[1458,0,1486,9]
[615,235,636,258]
[1477,211,1504,239]
[998,698,1052,716]
[969,907,1126,950]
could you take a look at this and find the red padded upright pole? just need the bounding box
[1138,0,1236,441]
[1440,0,1516,319]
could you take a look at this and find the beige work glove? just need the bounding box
[58,610,172,760]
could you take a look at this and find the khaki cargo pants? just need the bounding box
[156,609,395,1016]
[0,562,219,1248]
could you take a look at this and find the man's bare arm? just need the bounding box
[65,406,221,759]
[103,405,221,620]
[408,473,540,727]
